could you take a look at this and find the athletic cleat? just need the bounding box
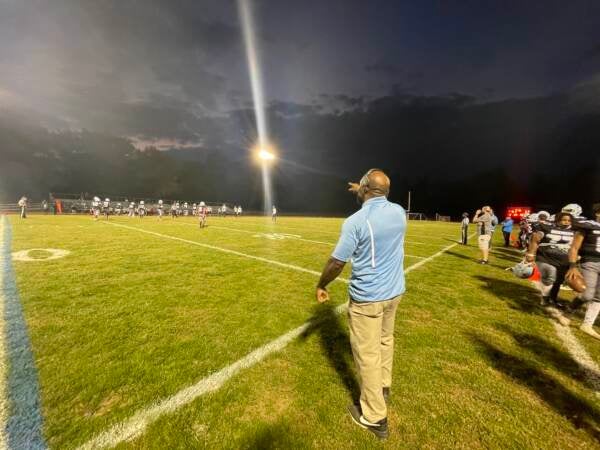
[540,297,550,307]
[383,387,391,405]
[348,404,389,440]
[580,325,600,340]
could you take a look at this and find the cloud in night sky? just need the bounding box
[1,0,600,153]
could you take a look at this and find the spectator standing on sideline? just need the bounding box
[17,196,27,219]
[460,212,469,245]
[315,168,406,440]
[501,216,514,247]
[473,206,493,264]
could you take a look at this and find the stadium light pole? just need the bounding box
[239,0,277,216]
[254,146,277,215]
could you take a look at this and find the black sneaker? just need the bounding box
[383,387,391,404]
[348,404,389,440]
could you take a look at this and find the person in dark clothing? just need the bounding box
[460,212,469,245]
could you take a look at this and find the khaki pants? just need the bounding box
[348,295,401,422]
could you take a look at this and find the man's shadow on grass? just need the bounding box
[241,420,307,449]
[300,303,360,403]
[494,323,598,390]
[444,250,509,270]
[473,274,543,316]
[490,247,523,263]
[468,333,600,441]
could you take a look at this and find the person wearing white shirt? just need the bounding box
[17,196,28,219]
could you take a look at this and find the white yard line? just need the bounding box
[79,226,469,449]
[177,222,335,246]
[550,313,600,394]
[172,222,426,258]
[0,219,8,450]
[205,218,456,240]
[403,235,475,274]
[103,222,347,282]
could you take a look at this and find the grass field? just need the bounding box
[2,213,600,449]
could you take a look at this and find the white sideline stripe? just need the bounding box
[103,222,348,282]
[206,218,456,240]
[551,318,600,394]
[79,227,469,450]
[175,222,427,258]
[402,235,475,274]
[0,219,8,450]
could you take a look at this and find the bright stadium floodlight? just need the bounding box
[252,144,277,165]
[258,149,275,161]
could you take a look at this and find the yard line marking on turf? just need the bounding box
[402,235,475,274]
[177,222,335,246]
[0,216,47,449]
[551,316,600,394]
[78,301,348,450]
[206,218,456,240]
[79,229,473,450]
[103,221,349,282]
[173,222,428,258]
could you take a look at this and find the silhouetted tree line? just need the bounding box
[1,92,599,218]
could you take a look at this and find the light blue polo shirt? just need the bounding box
[332,196,406,302]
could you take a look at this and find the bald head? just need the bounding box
[357,169,390,203]
[365,170,390,196]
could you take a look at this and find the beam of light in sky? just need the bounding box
[238,0,274,216]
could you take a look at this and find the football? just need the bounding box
[567,272,587,293]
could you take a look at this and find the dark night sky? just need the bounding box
[1,0,600,213]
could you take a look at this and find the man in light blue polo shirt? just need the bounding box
[315,168,406,440]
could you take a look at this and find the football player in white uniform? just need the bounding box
[92,196,101,220]
[199,203,207,228]
[128,201,136,217]
[138,201,146,218]
[17,196,27,219]
[157,199,164,219]
[272,205,277,222]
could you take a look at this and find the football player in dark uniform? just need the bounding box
[567,203,600,339]
[526,212,574,306]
